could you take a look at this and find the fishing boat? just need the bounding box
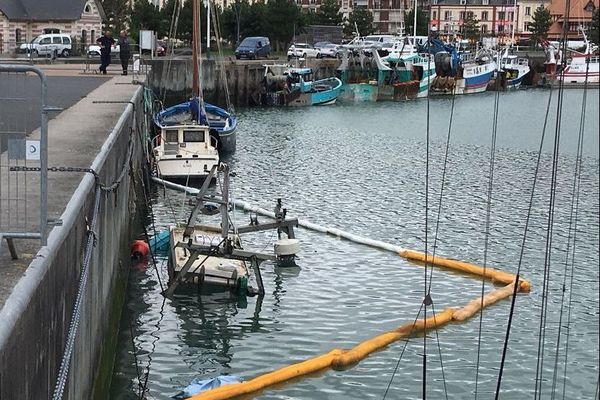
[429,42,497,95]
[497,47,530,89]
[563,29,599,85]
[258,65,342,106]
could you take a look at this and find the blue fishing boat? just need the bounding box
[154,100,237,153]
[258,65,342,106]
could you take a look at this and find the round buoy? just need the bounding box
[131,240,150,260]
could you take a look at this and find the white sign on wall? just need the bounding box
[25,140,40,160]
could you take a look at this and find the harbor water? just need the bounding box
[110,89,599,399]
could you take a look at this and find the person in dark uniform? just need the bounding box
[96,31,115,74]
[118,30,131,76]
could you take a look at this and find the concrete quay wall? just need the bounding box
[0,81,146,399]
[147,58,340,106]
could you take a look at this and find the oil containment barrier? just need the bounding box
[152,177,532,399]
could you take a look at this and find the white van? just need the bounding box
[19,34,72,57]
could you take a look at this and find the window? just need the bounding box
[184,130,205,142]
[84,3,92,12]
[81,30,87,44]
[374,0,380,8]
[91,30,95,43]
[498,11,505,20]
[444,10,452,20]
[444,23,450,32]
[40,37,51,44]
[481,24,488,33]
[481,11,488,20]
[432,10,437,19]
[43,28,60,34]
[15,28,22,44]
[467,11,473,18]
[52,37,61,44]
[460,0,466,4]
[482,0,488,4]
[508,11,514,20]
[498,24,504,32]
[524,21,530,31]
[459,11,465,20]
[525,6,531,15]
[62,36,70,44]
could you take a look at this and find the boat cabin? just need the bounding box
[153,124,219,180]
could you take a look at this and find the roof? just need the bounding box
[0,0,105,21]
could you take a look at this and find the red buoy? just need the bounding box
[131,240,150,260]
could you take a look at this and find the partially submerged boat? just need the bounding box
[163,164,301,296]
[258,65,342,106]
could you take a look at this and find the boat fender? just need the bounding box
[131,240,150,261]
[237,276,248,298]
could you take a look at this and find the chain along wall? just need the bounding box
[0,87,146,400]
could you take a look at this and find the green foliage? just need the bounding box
[129,0,163,41]
[344,8,374,37]
[221,0,267,45]
[404,7,429,36]
[100,0,130,34]
[590,8,600,45]
[314,0,342,26]
[462,13,480,41]
[529,5,551,45]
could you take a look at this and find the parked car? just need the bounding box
[87,44,120,56]
[314,41,332,49]
[19,33,72,57]
[287,43,321,60]
[315,43,339,58]
[235,36,271,59]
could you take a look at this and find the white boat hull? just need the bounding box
[157,156,219,179]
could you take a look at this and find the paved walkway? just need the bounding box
[0,72,144,308]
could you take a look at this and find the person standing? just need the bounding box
[118,30,131,76]
[96,30,115,75]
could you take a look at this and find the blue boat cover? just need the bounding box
[148,230,170,254]
[173,376,243,399]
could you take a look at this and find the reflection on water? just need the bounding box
[110,90,599,399]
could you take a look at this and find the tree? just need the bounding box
[528,5,551,45]
[264,0,304,51]
[222,1,267,45]
[404,6,428,36]
[314,0,342,25]
[462,13,480,41]
[100,0,130,34]
[589,8,599,46]
[129,0,163,41]
[344,8,374,37]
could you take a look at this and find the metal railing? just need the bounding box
[0,65,50,258]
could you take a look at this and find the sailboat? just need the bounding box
[153,0,221,180]
[153,0,238,154]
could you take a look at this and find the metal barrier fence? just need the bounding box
[0,65,49,256]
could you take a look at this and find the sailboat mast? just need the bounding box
[192,0,199,96]
[207,0,211,55]
[510,0,516,45]
[413,0,418,44]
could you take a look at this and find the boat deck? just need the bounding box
[170,226,248,289]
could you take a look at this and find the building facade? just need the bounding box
[0,0,104,54]
[517,0,551,39]
[430,0,521,42]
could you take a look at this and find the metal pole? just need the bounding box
[221,165,230,239]
[206,0,211,59]
[40,71,48,246]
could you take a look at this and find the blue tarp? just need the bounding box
[173,376,243,399]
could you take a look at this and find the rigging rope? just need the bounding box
[555,52,590,400]
[534,2,571,394]
[475,64,501,400]
[494,82,555,400]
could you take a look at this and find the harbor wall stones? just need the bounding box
[0,87,145,399]
[147,58,340,106]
